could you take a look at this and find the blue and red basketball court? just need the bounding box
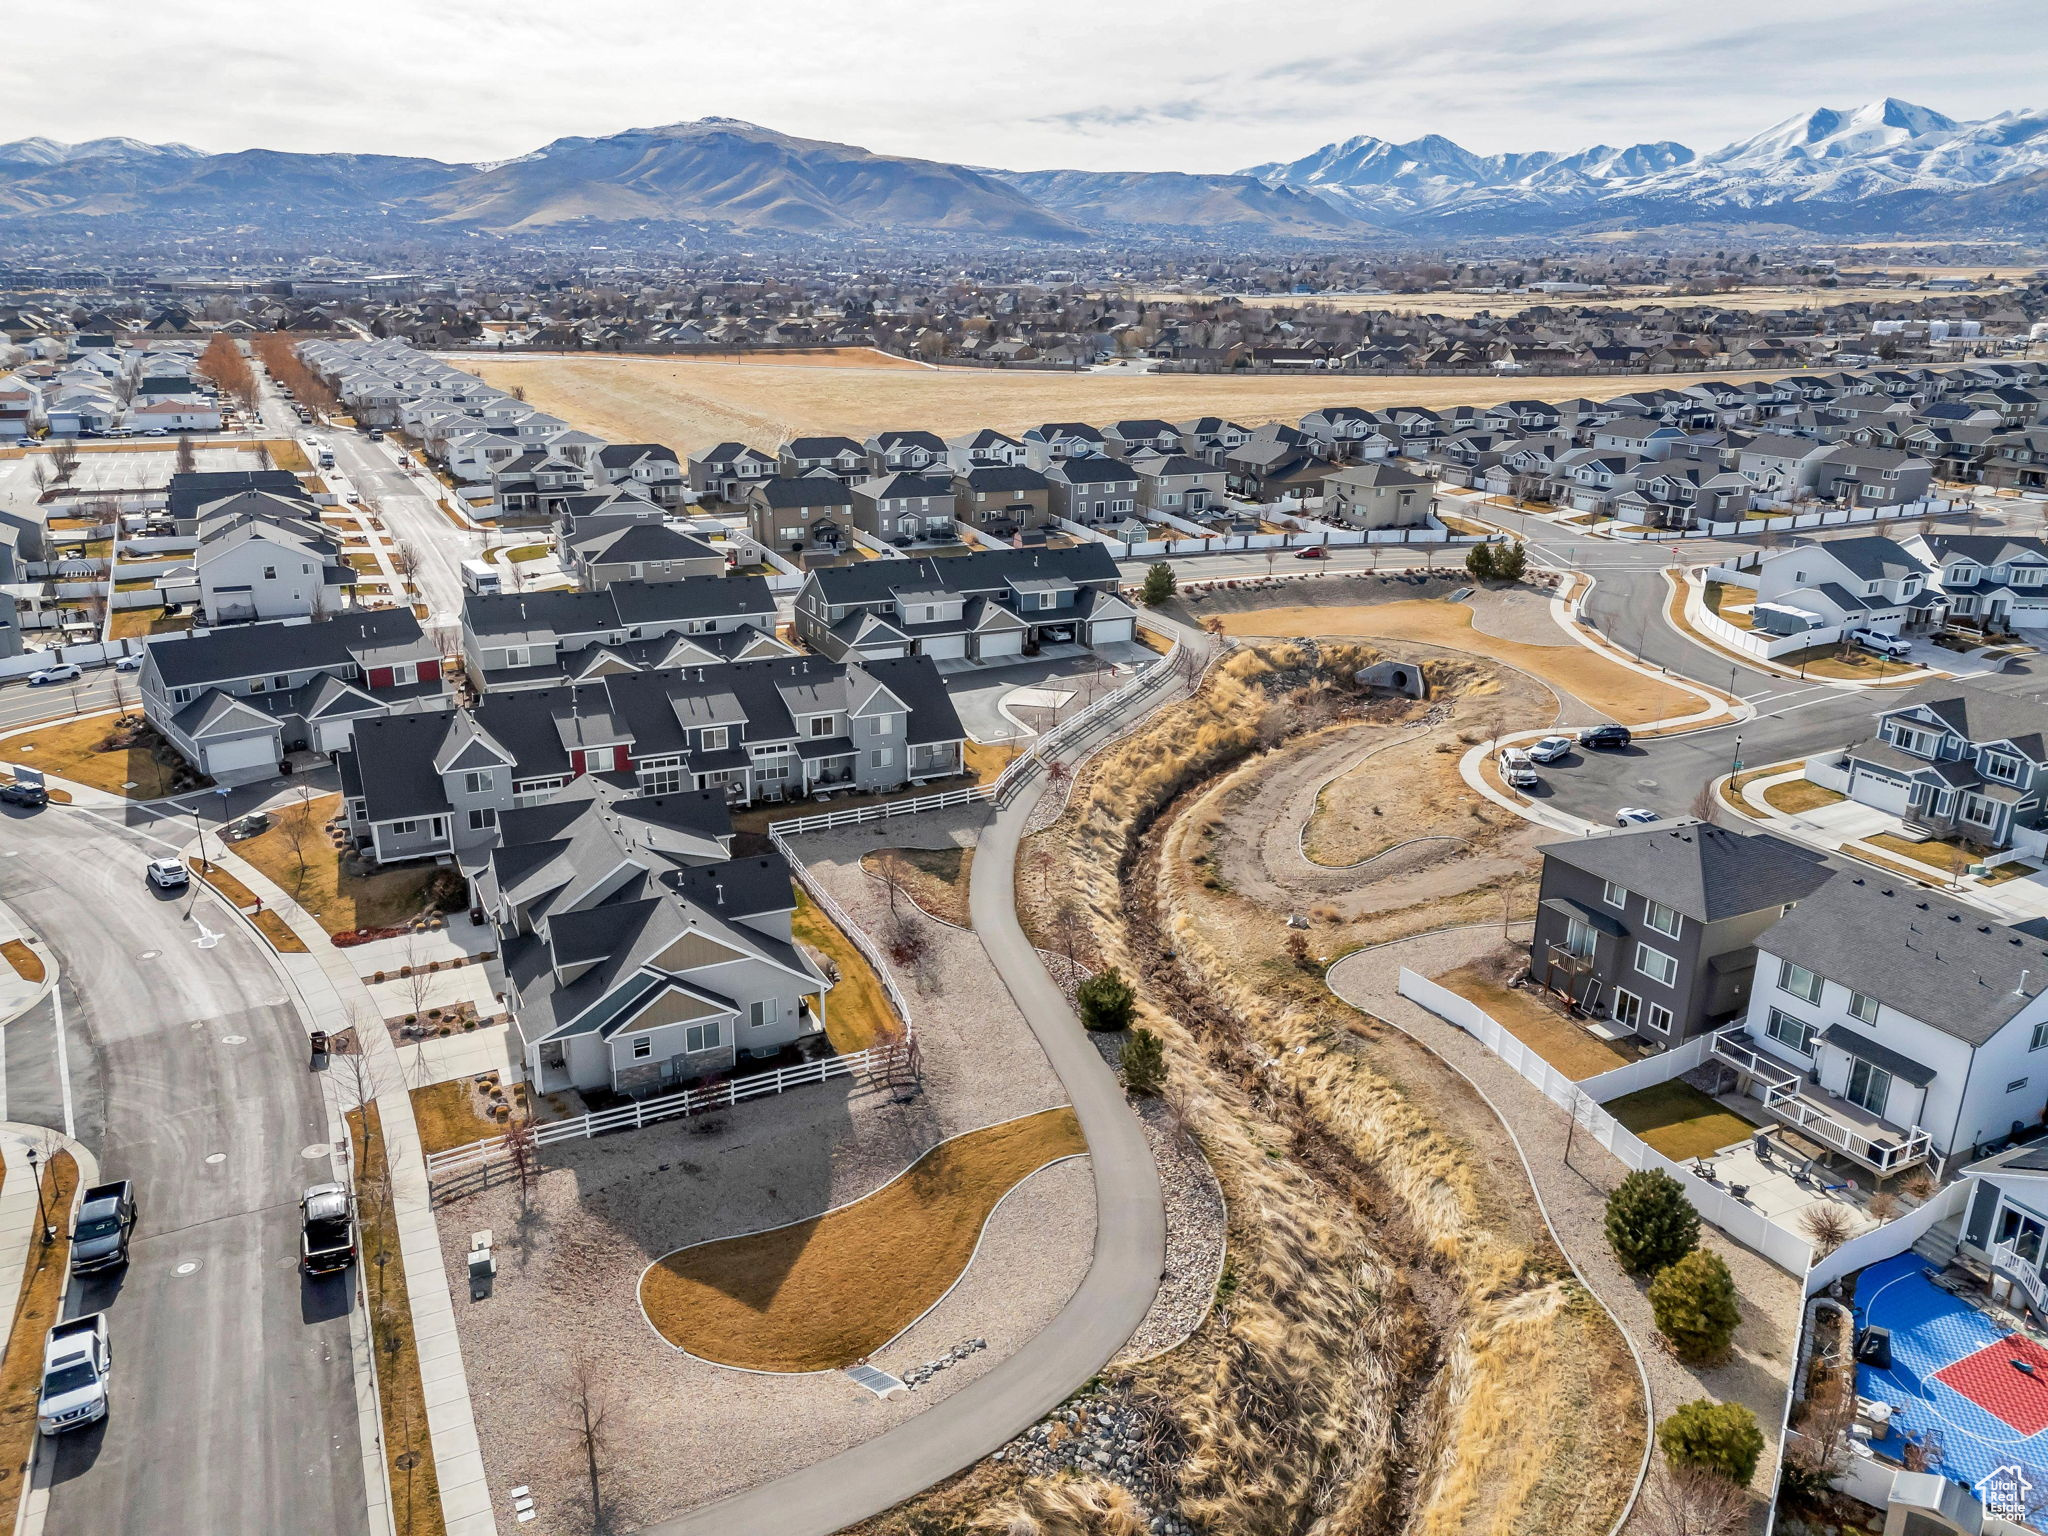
[1855,1251,2048,1497]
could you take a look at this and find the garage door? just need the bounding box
[917,635,969,660]
[861,645,910,660]
[977,630,1025,659]
[203,732,279,779]
[1087,618,1136,646]
[1849,767,1911,816]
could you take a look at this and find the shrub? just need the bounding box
[1121,1028,1167,1096]
[1605,1168,1700,1275]
[1492,540,1528,582]
[1464,542,1497,581]
[1140,563,1178,606]
[1076,967,1136,1032]
[1658,1399,1764,1485]
[1649,1249,1743,1363]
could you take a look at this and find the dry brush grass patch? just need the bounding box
[1431,965,1630,1081]
[638,1107,1085,1372]
[964,643,1637,1536]
[1214,600,1699,726]
[791,887,901,1052]
[0,1151,72,1531]
[861,846,974,928]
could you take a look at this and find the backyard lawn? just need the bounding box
[791,888,901,1052]
[107,608,192,642]
[0,713,190,798]
[1605,1082,1760,1162]
[638,1107,1085,1371]
[1433,965,1630,1080]
[1703,581,1756,629]
[234,793,447,936]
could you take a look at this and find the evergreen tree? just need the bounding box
[1658,1399,1764,1484]
[1464,542,1497,581]
[1140,563,1177,606]
[1604,1169,1700,1275]
[1649,1249,1743,1363]
[1121,1027,1167,1095]
[1077,967,1136,1032]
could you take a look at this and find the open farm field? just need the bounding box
[463,355,1832,455]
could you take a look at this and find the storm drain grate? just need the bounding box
[843,1364,908,1398]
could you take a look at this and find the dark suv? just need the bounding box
[1578,725,1633,750]
[0,781,48,809]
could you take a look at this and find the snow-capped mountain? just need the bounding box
[0,136,205,166]
[1247,99,2048,232]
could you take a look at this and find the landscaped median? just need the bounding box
[186,859,310,953]
[637,1106,1086,1372]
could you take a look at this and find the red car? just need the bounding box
[1293,546,1330,560]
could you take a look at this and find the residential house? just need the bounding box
[1101,419,1183,458]
[1133,454,1226,518]
[1177,418,1252,466]
[952,464,1053,536]
[140,609,444,783]
[851,472,957,542]
[595,444,685,507]
[945,429,1026,471]
[1322,463,1437,531]
[1840,687,2048,852]
[1223,424,1336,501]
[563,522,723,591]
[863,430,947,476]
[687,442,777,502]
[744,476,859,556]
[777,436,868,480]
[1020,422,1109,471]
[1528,819,1830,1043]
[1747,535,1937,637]
[1806,445,1935,507]
[175,490,356,624]
[1905,533,2048,629]
[1045,456,1141,527]
[794,545,1133,662]
[460,577,784,693]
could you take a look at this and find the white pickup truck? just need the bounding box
[38,1314,111,1435]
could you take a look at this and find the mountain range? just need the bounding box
[6,101,2048,243]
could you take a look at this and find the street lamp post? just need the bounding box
[24,1146,55,1247]
[1730,733,1744,782]
[194,805,208,873]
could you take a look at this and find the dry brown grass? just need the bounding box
[1214,601,1699,725]
[1433,966,1631,1081]
[1004,643,1638,1536]
[411,1078,524,1155]
[0,1152,74,1531]
[791,888,900,1052]
[639,1107,1085,1371]
[467,354,1832,452]
[860,846,974,928]
[1605,1083,1760,1162]
[107,607,193,641]
[1861,831,1980,875]
[348,1105,447,1536]
[190,858,258,909]
[234,794,443,936]
[964,739,1022,784]
[0,941,43,985]
[248,909,309,953]
[1762,779,1847,815]
[972,1478,1148,1535]
[1,712,188,798]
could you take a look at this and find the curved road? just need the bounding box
[0,801,365,1536]
[642,685,1173,1536]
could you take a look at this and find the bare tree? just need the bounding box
[279,785,319,898]
[565,1357,615,1535]
[503,1114,539,1206]
[252,441,273,471]
[398,935,433,1024]
[30,456,54,494]
[174,433,198,476]
[48,440,79,484]
[1636,1463,1748,1536]
[1689,783,1721,825]
[1800,1201,1856,1256]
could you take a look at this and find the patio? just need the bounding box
[1707,1027,1933,1176]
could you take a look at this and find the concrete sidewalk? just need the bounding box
[193,840,498,1536]
[0,899,54,1028]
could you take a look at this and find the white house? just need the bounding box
[1711,873,2048,1176]
[1747,535,1940,637]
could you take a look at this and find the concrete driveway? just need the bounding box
[943,654,1131,743]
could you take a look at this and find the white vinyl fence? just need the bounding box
[1398,969,1816,1273]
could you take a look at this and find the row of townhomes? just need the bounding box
[298,338,685,517]
[1744,530,2048,642]
[152,469,356,625]
[0,338,226,440]
[1530,819,2048,1179]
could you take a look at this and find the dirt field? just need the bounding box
[463,354,1837,455]
[1212,596,1700,725]
[477,346,927,371]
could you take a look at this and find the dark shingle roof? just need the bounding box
[1537,822,1830,923]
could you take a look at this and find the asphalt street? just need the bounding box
[0,802,365,1536]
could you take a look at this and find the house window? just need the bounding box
[262,566,276,580]
[1612,990,1642,1029]
[702,726,728,751]
[463,769,494,794]
[389,820,417,835]
[1766,1007,1816,1055]
[1601,880,1628,909]
[749,1000,772,1030]
[1562,918,1595,960]
[466,808,496,832]
[630,1036,653,1060]
[870,748,894,769]
[640,768,685,795]
[1849,991,1880,1025]
[1845,1059,1892,1115]
[1646,1003,1673,1034]
[1634,944,1677,986]
[810,717,834,737]
[1983,754,2022,784]
[2032,1020,2048,1052]
[1643,901,1681,938]
[1779,960,1823,1004]
[684,1021,721,1054]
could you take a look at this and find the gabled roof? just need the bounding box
[1538,821,1830,924]
[146,609,429,690]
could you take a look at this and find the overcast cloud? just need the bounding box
[2,0,2041,171]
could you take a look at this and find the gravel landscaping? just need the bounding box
[1114,1097,1226,1364]
[437,804,1101,1531]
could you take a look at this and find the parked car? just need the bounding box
[300,1183,357,1274]
[1293,546,1329,560]
[1615,806,1662,826]
[0,781,48,809]
[37,1315,111,1435]
[70,1182,136,1273]
[1846,628,1913,660]
[113,654,142,672]
[1527,734,1574,763]
[1497,747,1539,788]
[1578,724,1632,750]
[27,664,82,686]
[145,858,189,890]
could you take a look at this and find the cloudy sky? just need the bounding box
[4,0,2041,170]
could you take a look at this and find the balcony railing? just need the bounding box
[1991,1239,2047,1312]
[1709,1027,1933,1174]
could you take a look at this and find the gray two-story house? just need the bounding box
[1841,687,2048,851]
[1528,821,1831,1043]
